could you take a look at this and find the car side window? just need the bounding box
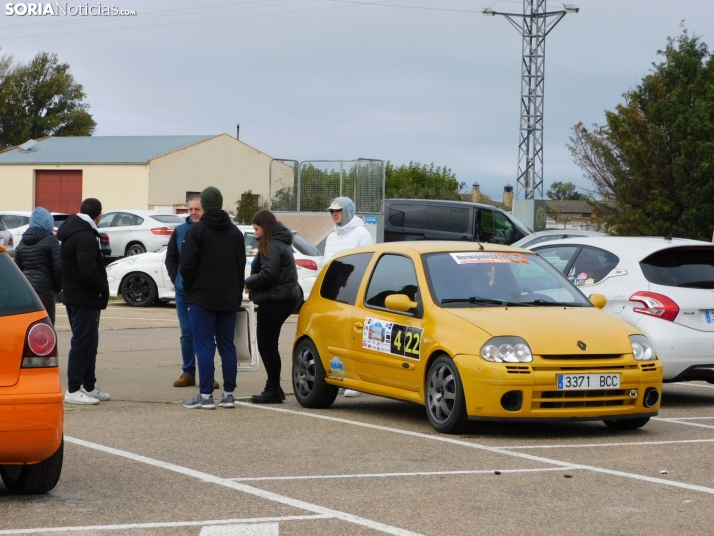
[114,213,135,227]
[320,253,373,305]
[365,254,420,314]
[131,215,144,226]
[431,206,469,233]
[97,212,118,228]
[536,245,580,274]
[568,247,620,286]
[493,212,514,242]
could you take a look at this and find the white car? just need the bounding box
[106,225,323,306]
[97,209,186,258]
[0,211,70,256]
[531,236,714,383]
[511,229,607,249]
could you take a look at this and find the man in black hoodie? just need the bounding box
[57,198,110,406]
[180,186,246,410]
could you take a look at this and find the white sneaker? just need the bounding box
[64,389,99,405]
[344,389,361,398]
[82,386,111,401]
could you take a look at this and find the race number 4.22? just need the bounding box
[390,324,422,360]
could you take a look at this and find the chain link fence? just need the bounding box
[269,159,384,214]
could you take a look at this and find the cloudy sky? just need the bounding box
[3,0,714,200]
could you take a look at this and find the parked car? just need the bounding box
[0,220,13,256]
[106,226,323,306]
[384,199,532,245]
[292,241,662,433]
[511,229,607,249]
[0,211,69,257]
[97,210,186,258]
[532,236,714,383]
[0,245,63,494]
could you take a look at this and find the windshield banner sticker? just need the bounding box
[450,252,530,265]
[363,317,422,360]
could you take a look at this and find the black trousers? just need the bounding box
[256,300,296,384]
[66,305,100,393]
[37,291,56,325]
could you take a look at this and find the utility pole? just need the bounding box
[483,1,578,229]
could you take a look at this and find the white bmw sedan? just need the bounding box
[106,225,323,306]
[532,236,714,383]
[97,209,186,258]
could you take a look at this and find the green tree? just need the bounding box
[386,161,464,200]
[547,181,583,200]
[0,51,96,149]
[234,190,268,224]
[567,28,714,240]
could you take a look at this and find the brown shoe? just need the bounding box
[213,380,219,390]
[173,374,196,387]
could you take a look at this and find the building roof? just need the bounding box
[0,135,217,164]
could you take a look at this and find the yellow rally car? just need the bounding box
[292,242,662,434]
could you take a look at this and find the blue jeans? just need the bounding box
[66,306,100,393]
[188,304,237,394]
[175,292,195,376]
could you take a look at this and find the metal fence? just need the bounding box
[269,159,385,214]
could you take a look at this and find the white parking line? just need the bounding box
[234,402,714,496]
[0,516,324,535]
[501,438,714,449]
[230,467,571,482]
[653,418,714,430]
[64,436,422,536]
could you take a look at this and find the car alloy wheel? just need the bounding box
[425,355,469,434]
[292,339,338,409]
[120,273,158,307]
[125,243,146,256]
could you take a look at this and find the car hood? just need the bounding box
[107,250,164,271]
[444,306,634,355]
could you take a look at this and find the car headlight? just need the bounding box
[480,336,533,363]
[629,334,656,361]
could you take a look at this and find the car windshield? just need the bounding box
[292,234,321,257]
[0,253,44,317]
[424,251,591,308]
[640,246,714,289]
[0,215,28,229]
[244,232,259,256]
[149,215,185,224]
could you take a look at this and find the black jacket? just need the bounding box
[245,222,301,304]
[179,210,246,311]
[56,214,109,310]
[14,227,62,297]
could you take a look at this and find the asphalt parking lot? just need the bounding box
[2,302,714,535]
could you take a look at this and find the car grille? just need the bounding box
[540,354,623,360]
[533,389,635,409]
[506,365,531,374]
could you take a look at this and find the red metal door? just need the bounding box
[35,170,82,214]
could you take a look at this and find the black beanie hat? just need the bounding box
[200,186,223,212]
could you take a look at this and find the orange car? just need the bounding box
[0,245,63,494]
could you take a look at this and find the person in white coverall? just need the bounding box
[323,196,373,398]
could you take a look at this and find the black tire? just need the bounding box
[425,355,470,434]
[603,417,650,430]
[0,438,63,494]
[120,272,158,307]
[292,339,338,409]
[125,243,146,256]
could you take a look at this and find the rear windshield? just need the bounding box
[0,215,28,229]
[0,253,44,317]
[150,215,185,224]
[640,246,714,289]
[292,234,321,257]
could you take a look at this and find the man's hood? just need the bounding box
[21,226,50,246]
[56,214,99,241]
[200,210,232,231]
[334,197,356,227]
[272,222,293,245]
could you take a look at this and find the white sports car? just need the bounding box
[106,225,323,307]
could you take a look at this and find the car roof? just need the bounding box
[525,230,607,237]
[0,211,68,216]
[530,236,714,259]
[103,209,180,216]
[385,198,510,212]
[332,240,531,260]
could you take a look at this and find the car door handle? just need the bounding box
[353,322,363,332]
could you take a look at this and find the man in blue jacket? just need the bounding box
[165,195,218,390]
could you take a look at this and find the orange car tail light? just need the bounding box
[295,259,318,271]
[630,291,680,322]
[22,318,58,368]
[150,227,174,236]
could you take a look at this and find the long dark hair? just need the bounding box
[251,210,277,258]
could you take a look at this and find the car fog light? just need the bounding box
[500,391,523,412]
[643,388,660,408]
[629,389,638,399]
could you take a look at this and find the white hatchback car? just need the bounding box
[531,236,714,383]
[511,229,607,249]
[97,209,186,258]
[0,211,70,256]
[106,225,323,306]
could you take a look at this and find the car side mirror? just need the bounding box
[589,293,606,309]
[384,294,418,312]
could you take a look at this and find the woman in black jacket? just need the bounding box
[14,207,62,324]
[245,210,301,403]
